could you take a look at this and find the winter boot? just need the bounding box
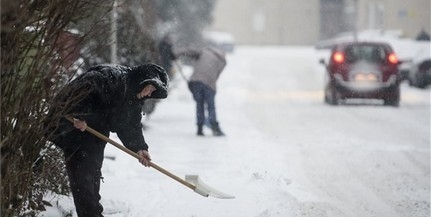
[210,121,225,136]
[197,125,204,136]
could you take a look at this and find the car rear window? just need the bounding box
[344,44,387,63]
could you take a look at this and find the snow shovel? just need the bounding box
[65,116,234,199]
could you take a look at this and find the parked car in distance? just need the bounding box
[407,58,431,88]
[320,41,402,106]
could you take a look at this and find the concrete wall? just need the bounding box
[209,0,320,45]
[356,0,430,38]
[209,0,430,45]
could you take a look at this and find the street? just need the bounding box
[217,47,430,217]
[89,46,430,217]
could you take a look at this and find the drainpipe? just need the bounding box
[353,0,358,42]
[110,0,118,64]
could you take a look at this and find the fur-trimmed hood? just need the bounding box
[127,63,169,99]
[86,63,169,101]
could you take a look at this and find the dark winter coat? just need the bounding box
[46,63,169,154]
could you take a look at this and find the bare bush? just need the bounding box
[1,0,112,216]
[1,0,215,215]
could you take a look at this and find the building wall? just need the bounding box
[209,0,320,45]
[356,0,430,38]
[209,0,430,45]
[320,0,347,40]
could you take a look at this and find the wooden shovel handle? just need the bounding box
[65,116,195,190]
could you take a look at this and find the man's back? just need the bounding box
[189,46,226,91]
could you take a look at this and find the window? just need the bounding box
[345,45,386,63]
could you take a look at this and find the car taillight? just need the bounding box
[388,53,398,64]
[332,52,344,63]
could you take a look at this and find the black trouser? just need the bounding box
[63,129,107,217]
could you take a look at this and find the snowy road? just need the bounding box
[42,46,430,217]
[132,46,429,217]
[216,47,430,217]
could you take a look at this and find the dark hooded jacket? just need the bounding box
[46,63,169,154]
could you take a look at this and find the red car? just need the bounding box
[320,42,401,106]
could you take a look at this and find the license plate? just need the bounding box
[354,73,377,82]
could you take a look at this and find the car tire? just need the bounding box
[324,85,339,105]
[384,98,399,107]
[384,87,400,107]
[415,73,427,88]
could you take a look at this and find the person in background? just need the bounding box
[45,63,169,217]
[158,34,177,79]
[182,45,227,136]
[139,34,176,119]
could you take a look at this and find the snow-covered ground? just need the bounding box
[40,42,430,217]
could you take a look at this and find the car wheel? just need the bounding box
[324,89,330,104]
[416,73,427,88]
[324,85,339,105]
[384,98,399,107]
[384,87,400,107]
